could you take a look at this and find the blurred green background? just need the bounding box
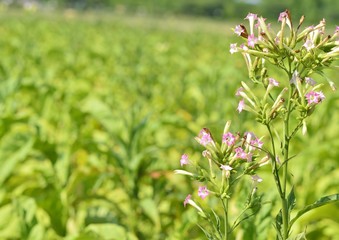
[0,0,338,239]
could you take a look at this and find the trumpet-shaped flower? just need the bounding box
[222,132,236,146]
[278,10,292,29]
[252,138,263,149]
[269,78,280,87]
[237,99,245,113]
[248,34,258,48]
[278,11,288,22]
[180,154,189,166]
[305,91,325,104]
[235,87,245,96]
[198,186,209,200]
[245,13,258,34]
[183,195,205,215]
[234,25,244,36]
[184,194,191,207]
[244,132,263,151]
[196,129,213,146]
[235,147,248,159]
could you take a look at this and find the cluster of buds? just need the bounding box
[230,10,338,128]
[175,121,268,213]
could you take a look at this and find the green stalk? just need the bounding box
[266,124,283,198]
[221,197,229,240]
[281,79,294,240]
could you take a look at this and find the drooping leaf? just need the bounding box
[140,198,161,232]
[289,194,339,229]
[0,131,34,185]
[84,223,137,240]
[287,231,307,240]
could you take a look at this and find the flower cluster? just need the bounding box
[230,10,339,79]
[175,121,268,212]
[230,10,338,128]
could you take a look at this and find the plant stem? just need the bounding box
[221,198,229,240]
[281,82,294,239]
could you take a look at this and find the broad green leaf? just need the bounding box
[27,224,45,240]
[140,198,161,232]
[0,204,21,238]
[84,223,137,240]
[289,194,339,229]
[287,231,307,240]
[81,97,115,133]
[0,132,34,185]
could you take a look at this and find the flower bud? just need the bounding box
[174,170,194,177]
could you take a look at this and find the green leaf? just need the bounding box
[81,96,116,133]
[274,210,283,240]
[0,204,21,238]
[0,132,34,185]
[140,198,161,232]
[197,224,212,239]
[27,224,45,240]
[287,231,307,240]
[211,209,220,233]
[84,223,137,240]
[289,194,339,229]
[287,186,296,213]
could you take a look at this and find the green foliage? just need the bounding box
[0,10,338,239]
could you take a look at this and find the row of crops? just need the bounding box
[0,10,338,239]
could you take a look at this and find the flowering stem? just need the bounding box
[221,197,229,240]
[281,83,294,240]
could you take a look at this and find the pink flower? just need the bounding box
[184,194,191,207]
[251,138,263,149]
[245,13,258,21]
[278,11,288,22]
[235,87,244,96]
[305,91,325,104]
[245,132,263,149]
[245,13,258,35]
[197,129,213,146]
[222,132,236,146]
[269,77,279,86]
[336,26,339,33]
[198,186,209,200]
[247,34,258,48]
[230,43,238,54]
[234,25,244,36]
[180,154,189,166]
[237,99,245,113]
[235,147,248,159]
